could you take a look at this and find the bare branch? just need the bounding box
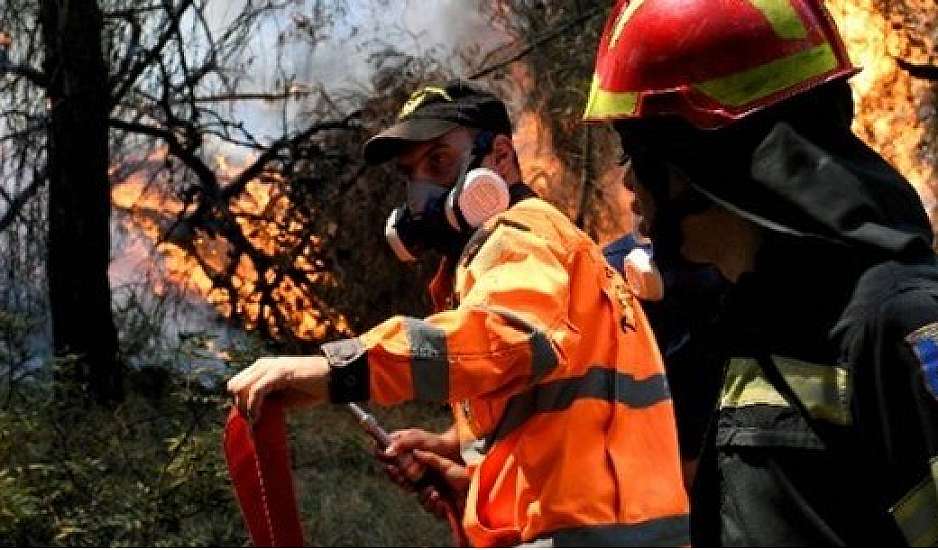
[111,14,143,90]
[897,58,938,81]
[220,110,362,202]
[468,6,603,80]
[109,0,196,105]
[102,5,165,19]
[185,90,313,104]
[0,37,48,87]
[0,169,45,233]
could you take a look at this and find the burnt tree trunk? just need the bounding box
[41,0,123,404]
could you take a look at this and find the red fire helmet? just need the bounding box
[582,0,859,129]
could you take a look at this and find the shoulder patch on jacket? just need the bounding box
[906,322,938,400]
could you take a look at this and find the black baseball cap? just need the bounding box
[363,79,513,165]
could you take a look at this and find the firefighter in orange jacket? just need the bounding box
[227,80,689,547]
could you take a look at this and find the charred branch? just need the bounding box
[897,58,938,81]
[0,169,45,234]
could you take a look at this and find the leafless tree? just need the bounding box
[1,0,368,402]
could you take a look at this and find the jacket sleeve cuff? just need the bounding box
[322,338,370,403]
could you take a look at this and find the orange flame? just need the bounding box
[111,151,350,342]
[828,0,937,216]
[509,62,632,244]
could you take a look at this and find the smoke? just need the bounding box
[209,0,494,143]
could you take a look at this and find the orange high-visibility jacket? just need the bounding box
[322,196,689,546]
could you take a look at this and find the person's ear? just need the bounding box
[490,134,515,175]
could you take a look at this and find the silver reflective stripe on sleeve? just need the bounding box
[483,306,559,383]
[404,318,449,401]
[720,355,852,425]
[546,515,690,547]
[490,366,670,443]
[890,457,938,547]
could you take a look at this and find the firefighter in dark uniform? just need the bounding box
[585,0,938,545]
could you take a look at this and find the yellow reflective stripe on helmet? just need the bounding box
[890,457,938,547]
[608,0,647,50]
[694,43,837,107]
[720,355,852,426]
[583,74,639,119]
[748,0,808,40]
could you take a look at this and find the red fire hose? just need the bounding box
[224,400,468,547]
[224,399,305,547]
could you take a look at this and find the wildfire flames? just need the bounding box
[828,0,938,217]
[109,1,936,342]
[111,150,350,342]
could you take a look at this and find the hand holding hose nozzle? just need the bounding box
[346,403,469,546]
[347,403,428,485]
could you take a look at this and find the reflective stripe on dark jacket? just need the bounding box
[689,121,938,546]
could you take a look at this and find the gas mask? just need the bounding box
[385,131,511,262]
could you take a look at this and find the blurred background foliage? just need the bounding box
[0,311,452,545]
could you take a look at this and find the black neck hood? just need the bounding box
[626,81,934,265]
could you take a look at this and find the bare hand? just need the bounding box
[411,449,469,493]
[376,427,462,491]
[412,449,470,520]
[375,427,469,520]
[386,427,461,462]
[226,356,330,422]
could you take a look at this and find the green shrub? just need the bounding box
[0,335,452,546]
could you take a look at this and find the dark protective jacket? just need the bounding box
[688,121,938,546]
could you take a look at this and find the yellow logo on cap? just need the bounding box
[398,86,453,119]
